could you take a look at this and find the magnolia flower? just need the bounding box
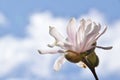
[38,18,112,80]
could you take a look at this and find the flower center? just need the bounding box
[65,47,96,63]
[65,50,87,63]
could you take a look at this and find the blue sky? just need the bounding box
[0,0,120,37]
[0,0,120,80]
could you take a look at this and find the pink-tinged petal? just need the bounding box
[76,19,85,45]
[83,33,98,51]
[86,19,92,25]
[66,18,77,44]
[85,19,92,34]
[49,26,64,42]
[38,49,65,54]
[88,22,100,36]
[89,27,107,46]
[78,19,86,36]
[47,40,71,50]
[95,26,107,40]
[93,22,101,32]
[79,20,93,52]
[53,56,66,71]
[56,41,65,47]
[98,23,101,31]
[76,19,86,52]
[64,41,72,49]
[76,33,82,52]
[49,26,68,49]
[84,26,106,50]
[85,23,92,35]
[54,41,72,50]
[82,23,101,51]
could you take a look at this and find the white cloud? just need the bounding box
[97,20,120,74]
[0,12,67,79]
[0,10,120,79]
[80,9,106,25]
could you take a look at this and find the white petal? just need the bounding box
[82,23,101,51]
[84,27,106,50]
[64,41,72,46]
[83,25,105,51]
[38,49,64,54]
[84,33,98,50]
[93,22,101,33]
[83,32,98,50]
[49,26,64,42]
[78,20,93,52]
[76,33,82,52]
[76,19,86,52]
[48,41,65,48]
[78,19,86,41]
[95,26,107,40]
[53,56,66,71]
[47,41,57,48]
[66,18,77,44]
[85,23,92,34]
[76,61,87,68]
[56,41,64,47]
[88,22,100,36]
[85,19,92,34]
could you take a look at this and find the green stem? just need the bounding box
[82,58,99,80]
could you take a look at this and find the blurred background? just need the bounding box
[0,0,120,80]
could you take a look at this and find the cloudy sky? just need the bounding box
[0,0,120,80]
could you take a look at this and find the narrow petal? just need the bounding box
[64,41,72,48]
[49,26,64,42]
[76,31,84,52]
[38,49,65,54]
[88,22,100,36]
[66,18,77,44]
[76,19,86,52]
[57,41,72,50]
[95,26,107,40]
[53,56,66,71]
[86,26,107,49]
[95,45,113,50]
[47,41,57,48]
[93,22,101,34]
[82,23,101,51]
[78,19,86,38]
[85,27,107,50]
[79,20,93,52]
[83,33,98,51]
[49,26,68,49]
[49,26,71,49]
[85,23,92,35]
[48,44,54,48]
[85,19,92,34]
